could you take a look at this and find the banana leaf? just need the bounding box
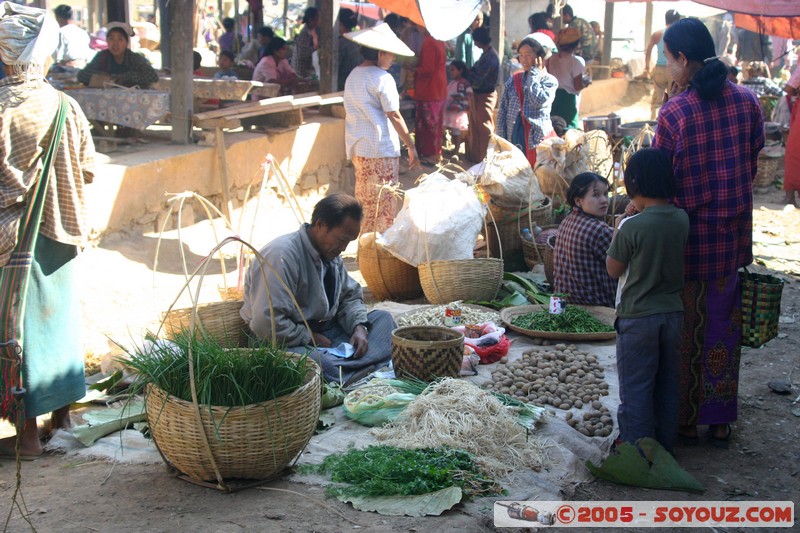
[586,438,705,494]
[72,401,147,446]
[339,486,462,516]
[467,291,529,310]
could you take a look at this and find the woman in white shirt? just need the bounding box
[343,23,419,233]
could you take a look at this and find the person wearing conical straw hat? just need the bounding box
[0,1,95,460]
[343,22,419,234]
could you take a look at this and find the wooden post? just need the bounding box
[644,1,653,69]
[489,0,505,96]
[283,0,289,37]
[318,0,340,97]
[170,0,193,144]
[489,0,504,65]
[158,0,170,69]
[214,128,235,221]
[602,2,614,67]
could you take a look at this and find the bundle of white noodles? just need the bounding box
[370,378,547,479]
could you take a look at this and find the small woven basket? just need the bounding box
[162,300,248,348]
[754,151,784,189]
[740,269,784,348]
[391,326,464,381]
[521,225,559,269]
[358,234,422,301]
[145,358,321,483]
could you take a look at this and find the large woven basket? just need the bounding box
[740,270,784,348]
[391,326,464,381]
[162,300,248,348]
[486,201,554,259]
[418,258,503,304]
[145,357,321,483]
[521,225,559,269]
[358,233,422,301]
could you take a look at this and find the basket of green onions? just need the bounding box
[127,328,320,486]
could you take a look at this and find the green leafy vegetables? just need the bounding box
[121,328,309,407]
[303,445,498,498]
[511,306,614,333]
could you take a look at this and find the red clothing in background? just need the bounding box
[414,36,446,101]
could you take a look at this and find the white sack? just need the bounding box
[379,173,485,266]
[478,135,544,208]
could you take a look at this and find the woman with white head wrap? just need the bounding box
[0,2,95,460]
[0,1,59,76]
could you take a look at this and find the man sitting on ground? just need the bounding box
[241,194,396,385]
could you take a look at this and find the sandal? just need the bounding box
[710,424,732,449]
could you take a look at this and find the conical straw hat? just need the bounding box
[345,22,414,57]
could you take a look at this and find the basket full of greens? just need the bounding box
[127,328,321,485]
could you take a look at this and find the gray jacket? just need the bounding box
[240,224,368,346]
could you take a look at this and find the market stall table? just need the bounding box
[152,77,279,101]
[65,88,170,130]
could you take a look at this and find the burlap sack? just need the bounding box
[479,135,544,208]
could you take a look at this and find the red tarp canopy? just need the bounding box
[735,14,800,40]
[692,1,800,17]
[606,1,800,17]
[606,1,800,40]
[368,0,482,41]
[340,2,382,21]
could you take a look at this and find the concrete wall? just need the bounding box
[88,115,353,233]
[578,78,629,117]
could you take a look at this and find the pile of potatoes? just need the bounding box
[566,407,613,437]
[483,343,614,437]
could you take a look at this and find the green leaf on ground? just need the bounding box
[339,486,462,516]
[586,437,705,494]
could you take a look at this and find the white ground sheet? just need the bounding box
[45,302,621,519]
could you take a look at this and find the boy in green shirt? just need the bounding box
[606,149,689,454]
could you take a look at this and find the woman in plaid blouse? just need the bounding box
[552,173,617,307]
[653,18,764,449]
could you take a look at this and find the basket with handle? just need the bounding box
[148,236,321,491]
[485,201,526,258]
[391,326,464,381]
[417,174,503,304]
[740,268,784,348]
[357,185,422,301]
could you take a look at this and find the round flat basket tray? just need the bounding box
[145,357,321,483]
[391,326,464,381]
[500,304,616,341]
[394,303,500,328]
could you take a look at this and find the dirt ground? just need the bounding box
[1,88,799,532]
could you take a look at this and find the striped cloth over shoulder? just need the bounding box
[0,75,95,266]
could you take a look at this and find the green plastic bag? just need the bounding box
[343,379,416,427]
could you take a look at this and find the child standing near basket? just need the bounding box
[444,60,471,154]
[605,149,689,454]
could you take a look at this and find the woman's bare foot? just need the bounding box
[51,405,73,430]
[0,419,43,458]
